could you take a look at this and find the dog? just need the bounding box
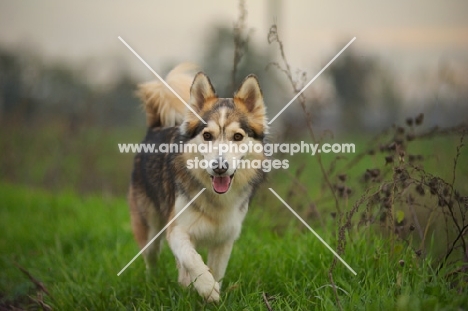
[128,63,268,302]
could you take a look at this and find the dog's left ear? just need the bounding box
[234,75,268,137]
[234,75,265,114]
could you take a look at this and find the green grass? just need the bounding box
[1,183,467,310]
[1,121,467,309]
[0,120,141,195]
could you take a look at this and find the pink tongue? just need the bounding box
[212,176,231,193]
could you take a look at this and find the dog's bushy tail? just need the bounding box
[136,63,198,128]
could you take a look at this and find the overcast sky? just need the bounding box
[0,0,467,83]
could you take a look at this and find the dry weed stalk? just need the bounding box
[231,0,251,91]
[267,24,341,215]
[266,21,468,289]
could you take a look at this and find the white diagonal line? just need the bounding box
[117,188,206,276]
[268,188,357,275]
[118,36,207,124]
[268,37,356,125]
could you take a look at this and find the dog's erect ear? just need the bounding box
[234,75,268,138]
[234,75,265,113]
[190,72,217,111]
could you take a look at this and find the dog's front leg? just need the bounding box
[167,225,220,302]
[207,241,234,285]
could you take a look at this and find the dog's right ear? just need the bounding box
[181,72,216,138]
[190,72,217,112]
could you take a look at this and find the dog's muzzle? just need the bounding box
[210,157,233,194]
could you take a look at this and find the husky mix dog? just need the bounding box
[128,64,268,302]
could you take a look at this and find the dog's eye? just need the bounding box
[203,132,212,141]
[233,133,243,141]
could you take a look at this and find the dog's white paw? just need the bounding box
[194,272,220,302]
[204,281,220,303]
[178,270,191,287]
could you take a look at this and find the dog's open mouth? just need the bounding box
[211,174,234,194]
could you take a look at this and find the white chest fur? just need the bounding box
[174,194,248,247]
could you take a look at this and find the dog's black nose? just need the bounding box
[212,157,229,175]
[213,167,228,175]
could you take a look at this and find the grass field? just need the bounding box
[1,121,468,310]
[1,182,467,310]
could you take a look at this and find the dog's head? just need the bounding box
[180,73,268,194]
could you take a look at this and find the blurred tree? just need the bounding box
[0,46,141,128]
[327,51,372,131]
[0,49,23,119]
[429,61,468,125]
[327,50,401,131]
[98,74,141,128]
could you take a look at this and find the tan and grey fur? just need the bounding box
[128,63,268,302]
